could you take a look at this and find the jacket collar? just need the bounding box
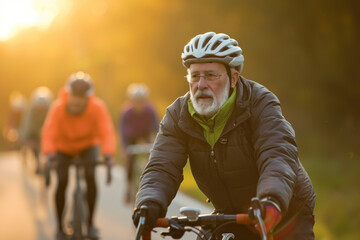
[221,76,252,135]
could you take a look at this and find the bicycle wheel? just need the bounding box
[72,170,89,239]
[72,189,84,240]
[130,154,148,202]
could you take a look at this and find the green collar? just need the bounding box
[188,87,237,146]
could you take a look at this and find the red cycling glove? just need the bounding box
[249,197,282,236]
[261,204,282,233]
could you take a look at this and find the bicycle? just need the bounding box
[126,143,152,203]
[45,156,112,240]
[135,197,272,240]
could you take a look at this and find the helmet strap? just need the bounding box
[225,65,234,96]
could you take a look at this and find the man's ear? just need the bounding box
[231,71,239,88]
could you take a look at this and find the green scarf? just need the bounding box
[188,88,237,147]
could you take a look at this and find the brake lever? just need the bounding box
[250,197,267,240]
[160,219,185,239]
[135,206,148,240]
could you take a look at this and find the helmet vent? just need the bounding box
[194,38,200,49]
[211,41,221,51]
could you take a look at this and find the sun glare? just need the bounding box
[0,0,59,41]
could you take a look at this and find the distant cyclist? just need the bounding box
[3,91,27,150]
[41,71,116,240]
[118,83,159,204]
[20,86,53,174]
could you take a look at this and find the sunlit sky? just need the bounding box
[0,0,60,41]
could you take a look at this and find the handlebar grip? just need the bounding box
[140,218,168,240]
[236,214,253,225]
[141,231,151,240]
[154,218,169,227]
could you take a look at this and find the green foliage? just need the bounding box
[179,162,211,205]
[303,156,360,239]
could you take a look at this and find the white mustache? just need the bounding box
[195,90,214,99]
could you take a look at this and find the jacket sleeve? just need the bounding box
[250,85,299,214]
[41,103,59,155]
[135,105,188,217]
[97,101,116,155]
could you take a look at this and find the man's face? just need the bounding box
[189,63,236,118]
[67,93,88,115]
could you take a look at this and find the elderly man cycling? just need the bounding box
[132,32,315,239]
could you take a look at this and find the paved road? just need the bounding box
[0,151,212,240]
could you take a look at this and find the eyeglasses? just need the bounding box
[185,72,223,83]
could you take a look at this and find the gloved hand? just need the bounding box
[260,203,282,234]
[132,201,162,231]
[256,197,282,234]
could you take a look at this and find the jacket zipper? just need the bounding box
[210,125,243,212]
[210,146,216,164]
[210,145,236,212]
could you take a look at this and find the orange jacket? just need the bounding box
[41,89,116,156]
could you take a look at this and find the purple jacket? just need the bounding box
[118,103,159,146]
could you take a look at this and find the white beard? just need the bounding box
[190,79,230,118]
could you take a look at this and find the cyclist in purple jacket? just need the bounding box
[118,83,159,204]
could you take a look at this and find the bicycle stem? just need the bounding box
[106,162,112,184]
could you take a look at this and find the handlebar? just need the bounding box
[44,156,113,187]
[126,143,153,155]
[136,198,273,240]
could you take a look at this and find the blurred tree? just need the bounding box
[0,0,359,156]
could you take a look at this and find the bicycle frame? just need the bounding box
[126,143,153,156]
[45,156,112,239]
[127,143,152,202]
[70,159,88,240]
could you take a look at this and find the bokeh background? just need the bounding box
[1,0,359,239]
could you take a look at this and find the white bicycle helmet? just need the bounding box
[126,83,150,100]
[66,71,94,97]
[182,32,244,72]
[31,86,53,107]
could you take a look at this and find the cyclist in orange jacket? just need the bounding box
[42,71,116,240]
